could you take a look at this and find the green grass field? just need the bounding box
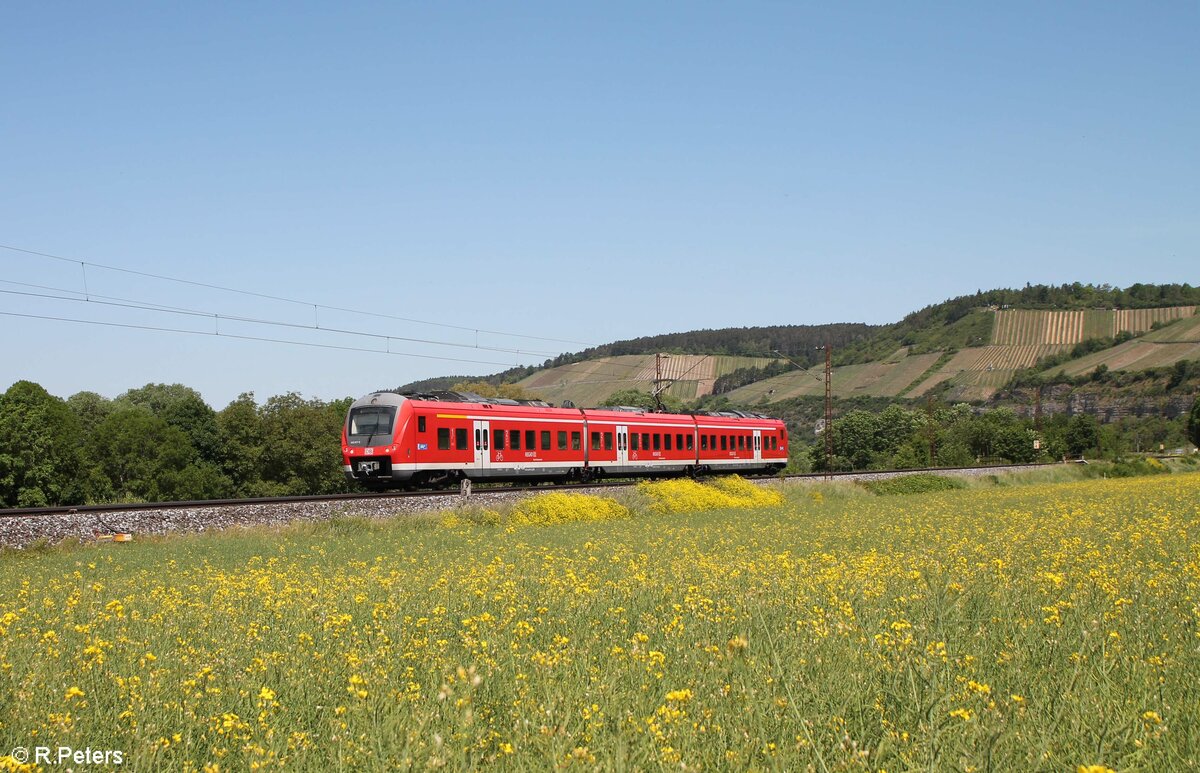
[2,473,1199,771]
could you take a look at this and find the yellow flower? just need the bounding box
[64,686,85,701]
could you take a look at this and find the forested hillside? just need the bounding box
[403,284,1200,398]
[543,323,877,369]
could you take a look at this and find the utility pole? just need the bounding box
[652,353,669,412]
[823,344,833,480]
[772,346,835,479]
[926,394,937,465]
[1034,385,1043,457]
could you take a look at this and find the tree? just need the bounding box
[1065,414,1101,457]
[0,381,86,507]
[66,391,115,438]
[259,393,350,495]
[217,393,267,496]
[601,388,684,413]
[86,408,194,502]
[449,381,537,401]
[118,383,222,463]
[1188,395,1200,448]
[830,410,881,470]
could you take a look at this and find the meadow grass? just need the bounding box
[2,473,1199,771]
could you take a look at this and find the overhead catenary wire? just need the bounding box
[0,311,524,368]
[3,243,806,393]
[0,274,773,386]
[0,282,561,359]
[0,242,595,347]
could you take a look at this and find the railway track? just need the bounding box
[0,462,1055,549]
[1,462,1051,520]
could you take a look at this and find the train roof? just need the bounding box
[352,390,781,424]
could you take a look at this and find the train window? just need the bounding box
[604,432,613,450]
[738,436,745,450]
[541,431,551,450]
[653,434,661,451]
[711,434,717,449]
[720,436,727,451]
[510,429,521,450]
[456,428,468,451]
[664,434,672,451]
[557,431,567,450]
[591,431,601,450]
[418,416,426,433]
[527,430,537,450]
[349,406,395,436]
[631,433,640,451]
[701,435,708,450]
[641,433,650,449]
[571,431,581,450]
[686,435,694,451]
[676,433,684,450]
[437,427,450,450]
[493,429,505,451]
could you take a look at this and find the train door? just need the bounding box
[616,425,628,469]
[753,430,762,463]
[473,420,491,472]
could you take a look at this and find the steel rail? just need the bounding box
[0,462,1055,519]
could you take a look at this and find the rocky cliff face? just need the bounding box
[997,384,1198,422]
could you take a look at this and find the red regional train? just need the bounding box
[342,390,788,489]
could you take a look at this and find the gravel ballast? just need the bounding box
[0,465,1048,550]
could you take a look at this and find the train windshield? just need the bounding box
[348,406,396,438]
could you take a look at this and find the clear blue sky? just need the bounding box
[2,2,1197,408]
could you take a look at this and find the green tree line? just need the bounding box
[0,381,352,508]
[810,402,1196,472]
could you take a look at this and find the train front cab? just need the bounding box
[343,392,412,488]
